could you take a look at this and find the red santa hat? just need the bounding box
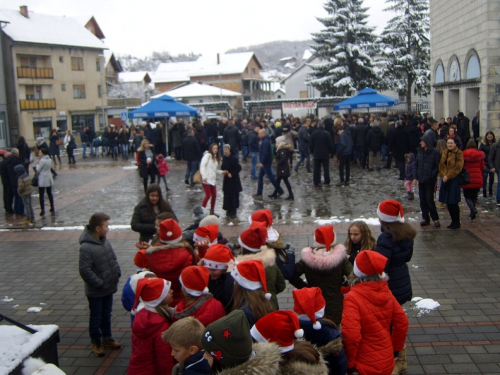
[193,224,219,245]
[133,249,149,270]
[133,277,171,310]
[159,219,183,244]
[314,225,336,250]
[129,270,156,294]
[292,287,326,330]
[354,250,388,278]
[250,311,304,353]
[377,199,405,223]
[231,260,271,300]
[238,223,267,252]
[204,244,235,270]
[179,266,209,297]
[249,209,273,228]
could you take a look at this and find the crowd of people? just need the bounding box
[79,200,416,375]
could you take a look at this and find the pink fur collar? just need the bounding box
[301,244,347,271]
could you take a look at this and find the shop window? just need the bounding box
[466,54,480,79]
[71,57,84,71]
[73,85,86,99]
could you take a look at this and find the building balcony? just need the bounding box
[17,67,54,79]
[20,99,56,110]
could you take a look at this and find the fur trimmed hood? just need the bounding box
[279,351,329,375]
[235,246,276,268]
[300,244,347,271]
[217,341,281,375]
[146,240,192,254]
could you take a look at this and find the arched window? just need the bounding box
[435,63,444,84]
[466,54,480,79]
[448,58,460,82]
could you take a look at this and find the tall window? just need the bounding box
[71,57,84,71]
[435,63,444,84]
[96,58,101,72]
[26,85,42,100]
[466,54,480,79]
[73,85,86,99]
[97,85,102,98]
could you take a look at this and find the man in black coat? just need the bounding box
[353,118,369,168]
[294,119,312,174]
[384,120,396,168]
[457,112,470,146]
[390,121,410,180]
[310,123,334,187]
[412,132,441,228]
[223,121,241,157]
[182,128,202,186]
[365,122,385,171]
[6,148,24,215]
[0,153,14,215]
[471,111,480,141]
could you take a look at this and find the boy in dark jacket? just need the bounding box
[79,212,121,357]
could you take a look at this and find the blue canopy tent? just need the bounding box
[334,87,400,111]
[128,95,199,157]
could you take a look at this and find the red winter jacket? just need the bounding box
[341,280,408,375]
[146,241,196,306]
[173,295,226,326]
[156,157,170,176]
[462,148,485,189]
[128,309,174,375]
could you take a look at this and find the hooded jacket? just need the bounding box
[462,148,485,189]
[342,280,408,375]
[200,151,221,185]
[289,245,353,325]
[128,308,174,375]
[146,241,196,306]
[414,132,441,184]
[78,226,121,298]
[405,153,415,181]
[217,341,281,375]
[338,126,353,156]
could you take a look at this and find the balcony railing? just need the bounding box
[20,99,56,110]
[17,67,54,79]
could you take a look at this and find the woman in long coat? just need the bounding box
[439,137,464,229]
[49,129,62,166]
[221,144,242,219]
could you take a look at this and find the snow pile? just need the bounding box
[27,307,42,313]
[409,297,440,317]
[122,166,138,170]
[313,217,381,225]
[2,296,14,302]
[41,224,130,231]
[0,324,59,374]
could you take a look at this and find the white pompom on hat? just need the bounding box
[159,219,183,244]
[377,199,405,223]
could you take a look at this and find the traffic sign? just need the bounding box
[120,112,127,121]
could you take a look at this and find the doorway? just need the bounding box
[448,90,460,118]
[434,90,444,120]
[465,88,479,119]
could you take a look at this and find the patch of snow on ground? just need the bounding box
[2,296,14,302]
[122,166,138,170]
[415,298,440,310]
[12,304,19,308]
[412,265,419,268]
[27,307,42,313]
[0,324,58,374]
[411,297,423,302]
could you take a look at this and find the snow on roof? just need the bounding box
[0,8,106,49]
[280,56,296,62]
[118,71,151,83]
[302,49,313,61]
[260,70,289,81]
[152,82,241,99]
[284,62,296,70]
[154,61,199,83]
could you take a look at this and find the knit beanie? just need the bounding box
[202,310,253,369]
[179,266,209,297]
[204,244,235,270]
[292,287,326,330]
[377,199,405,223]
[250,311,304,353]
[199,214,220,228]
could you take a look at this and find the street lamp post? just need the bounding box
[98,54,105,131]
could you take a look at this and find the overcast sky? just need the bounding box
[2,0,396,57]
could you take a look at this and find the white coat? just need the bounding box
[199,151,221,185]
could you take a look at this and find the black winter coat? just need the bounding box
[390,127,410,161]
[130,197,177,242]
[6,155,22,187]
[223,125,241,152]
[138,149,159,178]
[353,123,369,147]
[375,230,414,305]
[310,129,334,160]
[408,125,422,154]
[248,131,259,153]
[414,133,441,184]
[297,126,310,150]
[365,126,385,152]
[275,144,291,178]
[182,135,202,162]
[78,227,121,298]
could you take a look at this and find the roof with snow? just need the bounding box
[0,7,106,50]
[118,71,152,83]
[154,52,262,83]
[152,82,241,99]
[302,49,313,61]
[73,15,106,40]
[279,56,296,62]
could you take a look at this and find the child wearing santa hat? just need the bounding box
[250,310,329,374]
[289,225,353,325]
[173,266,226,326]
[235,222,286,310]
[375,199,417,306]
[203,244,235,312]
[146,219,197,306]
[193,224,219,259]
[128,277,176,375]
[293,287,347,375]
[341,250,409,375]
[120,270,156,326]
[230,259,274,327]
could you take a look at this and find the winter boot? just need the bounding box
[483,190,487,198]
[408,192,414,200]
[285,193,294,201]
[489,187,493,196]
[391,346,407,375]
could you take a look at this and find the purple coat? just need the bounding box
[405,153,416,180]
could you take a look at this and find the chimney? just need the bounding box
[20,5,29,18]
[217,53,220,65]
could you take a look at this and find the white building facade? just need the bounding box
[430,0,500,135]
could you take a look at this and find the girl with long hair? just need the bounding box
[200,143,221,215]
[137,139,158,191]
[344,221,377,265]
[439,137,464,228]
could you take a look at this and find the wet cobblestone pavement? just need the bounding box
[1,152,500,374]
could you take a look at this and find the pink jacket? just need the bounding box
[156,158,170,176]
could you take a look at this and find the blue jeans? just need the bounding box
[82,142,87,158]
[381,144,387,161]
[21,195,33,219]
[250,152,259,178]
[242,146,249,162]
[121,143,128,157]
[185,160,199,184]
[13,187,24,215]
[295,147,311,172]
[257,163,283,195]
[87,294,113,342]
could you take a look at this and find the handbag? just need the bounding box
[31,172,38,187]
[56,139,63,146]
[454,153,470,185]
[193,170,202,184]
